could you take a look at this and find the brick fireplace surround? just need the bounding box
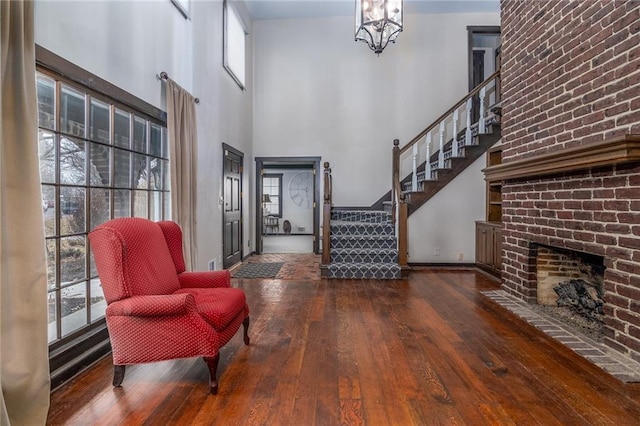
[489,1,640,364]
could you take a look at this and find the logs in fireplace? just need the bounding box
[554,279,604,322]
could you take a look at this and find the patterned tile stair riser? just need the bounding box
[327,210,401,279]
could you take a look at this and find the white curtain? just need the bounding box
[166,79,198,271]
[0,0,51,424]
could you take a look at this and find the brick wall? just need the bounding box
[500,0,640,360]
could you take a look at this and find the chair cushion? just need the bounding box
[174,287,247,331]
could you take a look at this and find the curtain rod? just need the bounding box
[157,71,200,104]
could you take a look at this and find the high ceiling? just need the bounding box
[244,0,500,20]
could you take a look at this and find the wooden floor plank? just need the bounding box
[47,269,640,425]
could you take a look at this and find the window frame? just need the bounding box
[223,0,247,90]
[37,63,170,350]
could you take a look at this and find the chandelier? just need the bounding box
[355,0,403,55]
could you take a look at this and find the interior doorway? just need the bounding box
[467,26,501,120]
[255,157,321,255]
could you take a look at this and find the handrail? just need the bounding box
[321,162,332,266]
[399,70,500,155]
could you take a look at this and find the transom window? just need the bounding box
[37,70,170,344]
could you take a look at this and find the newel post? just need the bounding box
[398,192,408,274]
[322,162,332,266]
[392,139,400,226]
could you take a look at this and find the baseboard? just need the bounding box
[408,262,477,268]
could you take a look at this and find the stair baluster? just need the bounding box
[452,109,459,157]
[465,98,473,146]
[438,121,445,169]
[479,86,486,134]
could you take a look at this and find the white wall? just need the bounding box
[408,153,487,263]
[190,0,254,269]
[34,0,254,270]
[253,12,499,261]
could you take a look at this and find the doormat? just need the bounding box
[232,262,284,278]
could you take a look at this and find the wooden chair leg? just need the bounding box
[113,365,126,387]
[203,354,220,395]
[243,316,250,345]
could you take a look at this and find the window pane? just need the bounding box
[46,239,57,290]
[60,137,85,185]
[149,191,162,221]
[162,127,168,159]
[90,188,110,230]
[114,148,131,188]
[89,98,110,143]
[42,185,56,237]
[164,191,171,219]
[61,282,87,337]
[133,154,148,189]
[224,2,246,88]
[37,75,55,130]
[163,160,170,191]
[90,278,106,321]
[114,189,131,218]
[38,131,56,183]
[60,85,85,137]
[149,158,161,190]
[133,116,147,153]
[60,236,86,284]
[133,190,148,217]
[60,187,85,234]
[48,291,58,343]
[150,123,162,157]
[89,142,111,187]
[114,109,130,149]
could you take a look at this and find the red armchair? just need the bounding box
[88,217,249,394]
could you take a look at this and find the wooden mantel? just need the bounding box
[483,135,640,181]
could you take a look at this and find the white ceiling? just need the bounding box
[244,0,500,20]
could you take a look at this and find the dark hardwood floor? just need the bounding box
[47,269,640,425]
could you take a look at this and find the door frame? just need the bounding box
[255,156,321,254]
[467,25,501,91]
[222,143,244,268]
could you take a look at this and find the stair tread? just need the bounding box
[328,262,401,268]
[331,247,397,253]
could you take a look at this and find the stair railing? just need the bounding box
[391,70,500,273]
[394,70,501,195]
[322,161,332,266]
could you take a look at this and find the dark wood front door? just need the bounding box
[223,144,243,268]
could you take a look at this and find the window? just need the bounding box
[37,71,170,344]
[262,174,282,217]
[223,0,247,89]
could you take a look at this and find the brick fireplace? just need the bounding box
[494,1,640,362]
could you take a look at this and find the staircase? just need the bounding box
[322,210,401,279]
[321,71,502,280]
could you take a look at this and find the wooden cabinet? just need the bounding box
[476,221,501,275]
[476,145,502,277]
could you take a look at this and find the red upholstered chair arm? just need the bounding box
[105,294,196,317]
[178,270,231,289]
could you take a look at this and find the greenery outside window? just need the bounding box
[37,70,170,345]
[262,174,282,217]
